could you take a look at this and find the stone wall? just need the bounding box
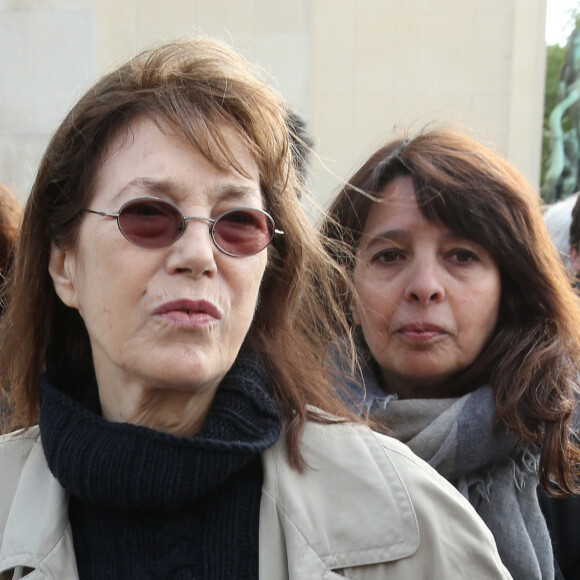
[0,0,547,206]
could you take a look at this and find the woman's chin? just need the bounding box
[381,366,455,398]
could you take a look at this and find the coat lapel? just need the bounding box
[259,421,419,577]
[0,432,78,579]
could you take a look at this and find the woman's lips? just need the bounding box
[396,323,447,342]
[153,300,222,327]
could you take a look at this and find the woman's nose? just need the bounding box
[403,258,445,305]
[165,220,218,277]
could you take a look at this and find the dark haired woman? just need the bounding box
[324,128,580,580]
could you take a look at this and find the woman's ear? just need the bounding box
[48,242,79,309]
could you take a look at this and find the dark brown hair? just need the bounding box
[0,37,355,468]
[323,128,580,494]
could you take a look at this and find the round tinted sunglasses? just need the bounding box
[84,197,283,257]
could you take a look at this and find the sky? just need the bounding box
[546,0,579,45]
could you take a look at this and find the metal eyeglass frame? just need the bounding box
[84,197,284,257]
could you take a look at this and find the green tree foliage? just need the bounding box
[545,44,567,117]
[542,44,566,189]
[542,5,580,198]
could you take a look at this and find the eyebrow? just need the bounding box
[111,177,261,205]
[363,230,409,251]
[112,177,178,202]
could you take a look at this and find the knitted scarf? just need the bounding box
[344,366,554,580]
[38,351,282,579]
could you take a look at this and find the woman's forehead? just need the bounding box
[92,116,262,205]
[366,175,497,246]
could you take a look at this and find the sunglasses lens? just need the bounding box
[214,209,274,256]
[118,199,182,248]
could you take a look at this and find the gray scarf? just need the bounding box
[349,372,554,580]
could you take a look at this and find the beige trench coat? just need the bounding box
[0,422,511,579]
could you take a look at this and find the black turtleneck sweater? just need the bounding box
[38,353,282,579]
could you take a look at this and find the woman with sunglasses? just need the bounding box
[323,128,580,580]
[0,39,511,579]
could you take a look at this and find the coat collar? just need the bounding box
[0,427,79,579]
[260,420,419,572]
[1,421,419,578]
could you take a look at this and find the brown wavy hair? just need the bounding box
[323,128,580,494]
[0,36,355,468]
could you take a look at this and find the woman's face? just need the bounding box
[351,176,501,398]
[49,116,268,423]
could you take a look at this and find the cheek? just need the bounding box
[75,272,122,339]
[478,275,501,329]
[356,299,397,352]
[353,267,376,311]
[74,246,146,332]
[459,284,501,350]
[231,258,267,314]
[354,276,398,326]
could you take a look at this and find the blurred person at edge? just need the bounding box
[534,190,580,580]
[323,127,580,580]
[0,39,511,579]
[542,193,578,273]
[0,183,22,286]
[0,183,21,418]
[569,194,580,283]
